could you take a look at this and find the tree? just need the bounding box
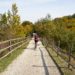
[0,3,27,40]
[0,13,7,29]
[12,3,18,16]
[22,21,33,36]
[22,21,33,26]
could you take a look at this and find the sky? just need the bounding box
[0,0,75,22]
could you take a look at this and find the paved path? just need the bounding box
[0,39,61,75]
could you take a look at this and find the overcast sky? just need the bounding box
[0,0,75,22]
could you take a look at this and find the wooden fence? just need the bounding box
[0,37,29,60]
[42,38,75,69]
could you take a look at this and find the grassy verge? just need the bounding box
[47,47,75,75]
[0,41,29,73]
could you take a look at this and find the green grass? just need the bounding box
[0,41,29,73]
[47,47,75,75]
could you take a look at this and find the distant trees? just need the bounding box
[34,14,75,55]
[0,3,75,56]
[0,4,33,41]
[22,21,33,36]
[0,13,8,40]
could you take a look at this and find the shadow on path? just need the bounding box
[39,47,50,75]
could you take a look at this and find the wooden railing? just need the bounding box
[50,46,75,69]
[42,38,75,69]
[0,37,29,60]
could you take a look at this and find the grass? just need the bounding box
[47,47,75,75]
[0,41,29,73]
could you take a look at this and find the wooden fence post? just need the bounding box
[9,40,11,51]
[68,45,71,68]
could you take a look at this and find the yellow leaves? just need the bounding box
[71,27,75,31]
[21,21,33,36]
[26,25,32,32]
[12,25,25,37]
